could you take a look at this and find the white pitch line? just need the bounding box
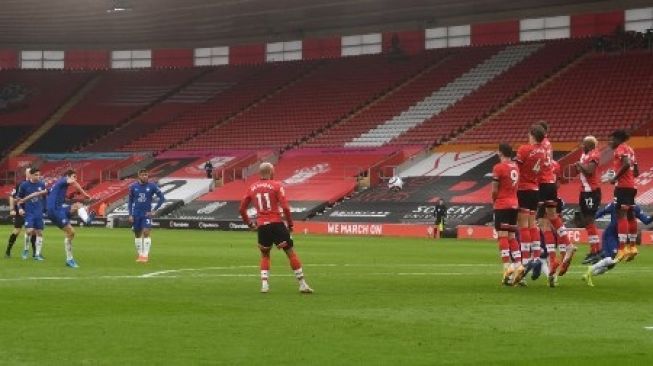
[1,264,652,282]
[341,263,496,267]
[645,326,653,330]
[397,272,466,276]
[140,265,258,278]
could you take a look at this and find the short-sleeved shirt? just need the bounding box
[579,148,601,192]
[46,177,69,211]
[492,161,519,210]
[613,143,636,188]
[539,137,556,184]
[240,179,291,227]
[128,182,165,216]
[515,143,546,191]
[18,180,47,217]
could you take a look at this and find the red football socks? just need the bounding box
[498,237,510,263]
[288,252,302,271]
[519,228,531,263]
[586,223,600,254]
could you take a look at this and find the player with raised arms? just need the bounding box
[240,162,313,294]
[535,121,575,286]
[128,169,165,263]
[514,125,547,285]
[607,129,639,262]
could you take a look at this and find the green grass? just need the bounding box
[0,227,652,365]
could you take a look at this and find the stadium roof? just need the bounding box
[1,0,650,49]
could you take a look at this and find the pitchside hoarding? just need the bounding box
[319,202,493,227]
[0,198,10,220]
[168,200,326,221]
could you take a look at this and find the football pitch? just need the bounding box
[0,227,652,366]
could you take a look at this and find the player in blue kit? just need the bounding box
[17,168,48,261]
[582,202,652,286]
[128,169,165,263]
[46,169,93,268]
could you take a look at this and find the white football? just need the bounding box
[388,176,404,191]
[77,205,92,225]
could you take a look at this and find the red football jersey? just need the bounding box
[492,161,519,210]
[613,143,637,188]
[515,143,546,191]
[579,148,600,192]
[539,137,556,184]
[239,179,292,227]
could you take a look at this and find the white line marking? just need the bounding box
[140,265,257,278]
[1,263,652,282]
[397,272,466,276]
[645,326,653,330]
[341,263,496,267]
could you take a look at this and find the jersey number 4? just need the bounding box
[256,192,272,211]
[532,159,541,173]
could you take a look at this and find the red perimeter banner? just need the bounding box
[293,223,653,244]
[457,225,597,243]
[294,222,433,238]
[455,225,653,245]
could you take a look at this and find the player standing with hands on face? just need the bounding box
[128,169,165,263]
[240,162,313,294]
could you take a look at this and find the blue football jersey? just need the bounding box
[128,182,165,216]
[18,180,47,216]
[46,177,69,211]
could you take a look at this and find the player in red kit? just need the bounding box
[607,130,639,262]
[575,136,602,265]
[535,122,574,286]
[239,162,313,294]
[535,122,556,283]
[492,143,523,286]
[514,125,547,285]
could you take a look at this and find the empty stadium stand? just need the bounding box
[346,43,544,147]
[177,53,445,150]
[456,50,653,143]
[394,39,590,146]
[85,66,258,151]
[119,62,317,152]
[0,70,93,155]
[26,68,201,152]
